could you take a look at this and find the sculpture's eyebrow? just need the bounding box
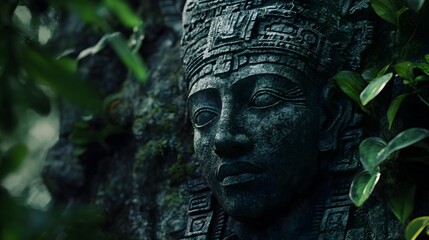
[231,74,258,86]
[231,74,299,91]
[187,87,218,106]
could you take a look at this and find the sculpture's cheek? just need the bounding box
[193,129,220,192]
[193,104,320,221]
[241,106,319,208]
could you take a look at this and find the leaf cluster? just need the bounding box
[336,52,429,240]
[337,56,429,240]
[1,188,117,240]
[334,1,429,239]
[0,0,148,238]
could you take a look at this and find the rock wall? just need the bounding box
[43,1,193,239]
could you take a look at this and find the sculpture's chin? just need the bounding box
[219,187,290,225]
[228,208,271,224]
[225,199,287,226]
[216,172,317,225]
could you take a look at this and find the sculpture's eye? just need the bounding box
[193,108,218,127]
[249,91,282,108]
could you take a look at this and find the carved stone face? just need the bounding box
[188,63,321,223]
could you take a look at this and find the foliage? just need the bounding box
[69,121,124,156]
[1,188,117,240]
[0,143,28,179]
[0,0,147,238]
[334,0,429,238]
[349,128,429,208]
[360,72,393,106]
[332,70,368,111]
[405,216,429,240]
[51,0,147,82]
[389,183,416,226]
[338,58,429,239]
[168,159,195,184]
[349,171,381,207]
[370,0,407,25]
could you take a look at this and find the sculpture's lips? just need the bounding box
[216,162,263,186]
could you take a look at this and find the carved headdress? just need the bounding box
[181,0,373,89]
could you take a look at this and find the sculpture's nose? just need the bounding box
[214,110,252,157]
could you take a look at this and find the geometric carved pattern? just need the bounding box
[319,206,350,239]
[188,178,210,193]
[329,130,362,172]
[182,0,374,90]
[314,169,357,239]
[189,193,212,215]
[184,212,213,238]
[184,178,217,240]
[327,177,353,208]
[320,206,350,232]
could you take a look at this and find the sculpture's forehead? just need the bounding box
[188,63,305,96]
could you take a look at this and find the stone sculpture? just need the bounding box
[180,0,404,239]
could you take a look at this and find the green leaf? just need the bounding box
[360,73,394,106]
[69,122,100,146]
[9,79,51,115]
[377,64,391,78]
[388,184,416,225]
[349,171,381,207]
[26,86,51,116]
[104,0,142,28]
[22,46,102,112]
[50,0,109,30]
[395,61,413,80]
[0,30,7,76]
[415,63,429,77]
[73,146,87,156]
[358,128,429,175]
[405,216,429,240]
[362,68,378,81]
[425,54,429,63]
[387,93,409,130]
[371,0,399,24]
[407,0,426,12]
[377,128,429,165]
[108,33,148,83]
[69,122,123,148]
[0,78,17,132]
[360,137,387,174]
[0,143,28,179]
[396,6,410,18]
[332,70,367,109]
[415,75,429,83]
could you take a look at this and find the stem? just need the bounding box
[417,93,429,107]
